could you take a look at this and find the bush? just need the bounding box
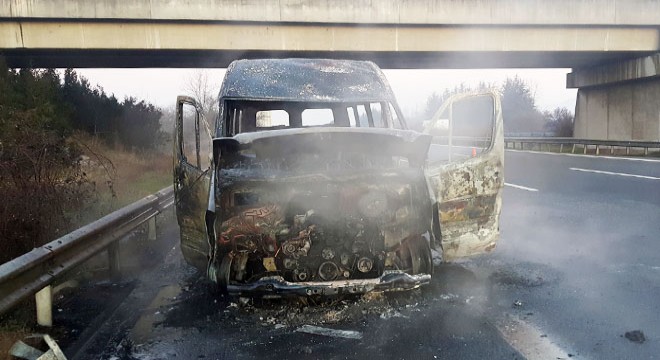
[543,107,574,137]
[0,65,94,263]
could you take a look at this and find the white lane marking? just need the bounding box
[570,167,660,180]
[505,183,539,192]
[506,149,660,163]
[495,315,571,360]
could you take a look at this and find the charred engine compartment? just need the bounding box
[217,179,420,285]
[212,129,434,290]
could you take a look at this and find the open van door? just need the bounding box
[174,96,213,270]
[425,91,504,261]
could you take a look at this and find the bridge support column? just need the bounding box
[568,54,660,141]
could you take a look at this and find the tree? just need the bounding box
[61,68,164,150]
[422,92,444,120]
[185,70,218,131]
[62,68,122,138]
[183,70,217,155]
[543,107,574,137]
[117,97,164,151]
[417,77,550,135]
[500,77,545,134]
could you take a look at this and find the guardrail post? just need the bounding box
[645,147,649,156]
[626,146,630,155]
[583,145,587,154]
[596,145,600,155]
[108,242,120,281]
[559,144,564,153]
[610,145,614,155]
[571,144,576,154]
[35,285,52,327]
[148,216,157,241]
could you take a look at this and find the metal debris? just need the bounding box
[380,309,407,320]
[9,334,67,360]
[295,325,363,339]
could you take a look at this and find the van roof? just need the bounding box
[219,58,395,103]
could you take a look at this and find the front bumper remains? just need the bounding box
[227,270,431,297]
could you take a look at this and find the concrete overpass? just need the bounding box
[1,0,659,140]
[1,0,659,69]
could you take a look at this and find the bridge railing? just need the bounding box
[0,186,174,326]
[504,137,660,156]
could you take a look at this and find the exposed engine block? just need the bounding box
[277,212,385,282]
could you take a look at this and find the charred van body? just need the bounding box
[173,59,504,296]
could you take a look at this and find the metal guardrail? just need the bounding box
[431,135,492,147]
[504,137,660,155]
[0,186,174,322]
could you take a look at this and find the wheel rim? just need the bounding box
[404,236,433,275]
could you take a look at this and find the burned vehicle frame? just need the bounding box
[173,59,504,297]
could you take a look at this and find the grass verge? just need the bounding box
[71,133,172,227]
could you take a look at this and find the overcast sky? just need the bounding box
[75,68,577,117]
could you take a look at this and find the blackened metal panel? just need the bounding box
[426,91,504,260]
[219,59,395,103]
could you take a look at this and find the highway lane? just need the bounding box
[494,150,660,359]
[504,150,660,204]
[53,150,660,359]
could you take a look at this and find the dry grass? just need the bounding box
[71,132,172,226]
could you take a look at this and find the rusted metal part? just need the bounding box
[227,271,431,297]
[175,163,211,271]
[174,97,212,270]
[426,91,504,260]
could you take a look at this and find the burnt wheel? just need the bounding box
[218,254,233,291]
[403,236,434,275]
[208,253,233,294]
